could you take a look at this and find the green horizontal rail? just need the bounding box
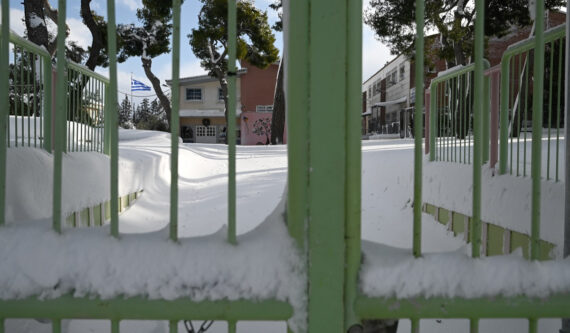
[356,294,570,319]
[67,61,110,84]
[0,297,293,321]
[6,27,52,58]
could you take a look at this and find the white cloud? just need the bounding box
[9,8,26,36]
[361,23,392,82]
[67,17,92,50]
[156,59,207,82]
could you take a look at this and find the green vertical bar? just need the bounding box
[453,77,457,162]
[531,0,545,260]
[53,0,67,233]
[287,0,309,248]
[429,84,436,161]
[14,47,17,148]
[547,41,554,180]
[0,318,3,333]
[228,320,236,333]
[52,319,61,333]
[483,63,490,164]
[344,0,362,330]
[523,55,529,177]
[20,47,24,147]
[104,85,110,155]
[27,53,31,147]
[107,0,119,238]
[413,0,424,258]
[34,55,38,147]
[307,0,347,331]
[227,0,237,245]
[169,320,177,333]
[470,318,479,333]
[555,38,563,182]
[471,0,484,258]
[0,0,9,225]
[411,318,419,333]
[170,0,181,242]
[529,318,537,333]
[111,319,119,333]
[457,74,465,163]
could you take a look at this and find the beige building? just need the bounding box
[167,71,244,143]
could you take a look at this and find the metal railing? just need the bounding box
[428,60,490,164]
[5,28,108,154]
[499,24,566,181]
[6,29,52,150]
[0,0,569,333]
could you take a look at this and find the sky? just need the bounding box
[6,0,393,106]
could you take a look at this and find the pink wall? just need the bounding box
[240,112,273,145]
[240,61,279,112]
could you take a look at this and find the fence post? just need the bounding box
[53,0,68,233]
[530,0,545,261]
[286,0,362,330]
[471,0,485,258]
[413,0,425,258]
[107,0,119,238]
[0,0,9,225]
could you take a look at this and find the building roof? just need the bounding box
[179,109,241,118]
[166,69,248,86]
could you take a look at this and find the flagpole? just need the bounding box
[130,73,134,123]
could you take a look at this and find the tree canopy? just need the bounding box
[188,0,279,123]
[365,0,566,66]
[117,0,181,129]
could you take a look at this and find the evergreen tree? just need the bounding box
[119,95,132,128]
[188,0,279,127]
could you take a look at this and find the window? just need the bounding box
[256,105,273,112]
[218,88,224,101]
[399,64,405,81]
[186,88,202,101]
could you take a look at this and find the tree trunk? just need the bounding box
[80,0,104,71]
[141,57,172,130]
[217,71,229,144]
[23,0,53,54]
[271,59,285,144]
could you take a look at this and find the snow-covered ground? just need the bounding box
[4,130,568,332]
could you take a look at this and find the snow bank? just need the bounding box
[423,159,565,251]
[361,241,570,299]
[0,197,306,331]
[5,147,142,223]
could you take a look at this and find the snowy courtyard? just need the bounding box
[4,129,569,332]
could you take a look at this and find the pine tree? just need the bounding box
[119,95,132,128]
[188,0,279,127]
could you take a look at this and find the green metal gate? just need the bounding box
[0,0,570,332]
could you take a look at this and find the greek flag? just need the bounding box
[131,79,151,92]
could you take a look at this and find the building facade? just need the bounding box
[170,61,279,144]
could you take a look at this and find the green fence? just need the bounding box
[428,61,490,164]
[499,24,566,181]
[1,0,570,333]
[5,29,108,154]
